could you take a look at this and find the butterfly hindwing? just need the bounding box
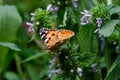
[39,28,49,41]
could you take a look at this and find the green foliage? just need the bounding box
[109,6,120,15]
[5,71,20,80]
[0,5,22,42]
[91,3,110,21]
[104,55,120,80]
[0,0,120,80]
[75,52,96,68]
[21,52,47,63]
[0,0,2,5]
[0,42,21,51]
[99,20,120,37]
[33,8,51,29]
[0,5,21,74]
[78,25,98,53]
[24,64,40,80]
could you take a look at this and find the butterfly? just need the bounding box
[39,28,74,50]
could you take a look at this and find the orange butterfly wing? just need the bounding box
[39,28,74,50]
[44,30,59,49]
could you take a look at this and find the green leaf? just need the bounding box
[0,42,21,51]
[110,67,120,80]
[104,55,120,80]
[78,25,98,53]
[99,20,120,37]
[56,7,65,27]
[21,52,47,63]
[0,5,21,72]
[0,0,2,5]
[5,71,20,80]
[109,6,120,15]
[24,64,40,80]
[59,9,67,27]
[0,5,22,42]
[76,52,96,67]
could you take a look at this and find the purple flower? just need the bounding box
[30,13,35,21]
[96,18,102,27]
[48,56,57,69]
[46,4,59,13]
[100,37,105,51]
[80,10,92,25]
[48,54,59,78]
[31,17,34,21]
[77,67,83,77]
[72,0,78,8]
[115,46,119,54]
[91,63,97,72]
[94,18,102,33]
[25,22,34,32]
[28,26,34,32]
[46,4,52,11]
[55,68,61,74]
[51,69,61,74]
[94,28,100,33]
[48,69,61,78]
[54,6,59,12]
[48,72,52,78]
[26,22,33,26]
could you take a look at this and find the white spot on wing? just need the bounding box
[41,34,45,39]
[44,38,49,43]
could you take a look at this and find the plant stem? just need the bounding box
[106,0,112,5]
[104,41,111,80]
[94,56,102,80]
[14,53,24,78]
[119,31,120,55]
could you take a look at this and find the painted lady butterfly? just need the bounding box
[39,28,74,50]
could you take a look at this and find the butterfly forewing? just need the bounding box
[44,30,58,49]
[58,30,74,41]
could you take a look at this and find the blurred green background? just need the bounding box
[0,0,120,80]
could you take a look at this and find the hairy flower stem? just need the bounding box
[14,53,24,78]
[104,41,111,80]
[105,42,111,71]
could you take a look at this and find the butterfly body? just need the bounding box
[39,28,74,50]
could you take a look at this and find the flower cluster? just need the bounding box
[46,4,59,13]
[48,54,62,78]
[72,0,79,8]
[24,12,41,33]
[46,0,79,14]
[91,63,97,72]
[77,67,83,77]
[80,10,92,25]
[80,9,103,35]
[96,18,102,27]
[25,22,34,32]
